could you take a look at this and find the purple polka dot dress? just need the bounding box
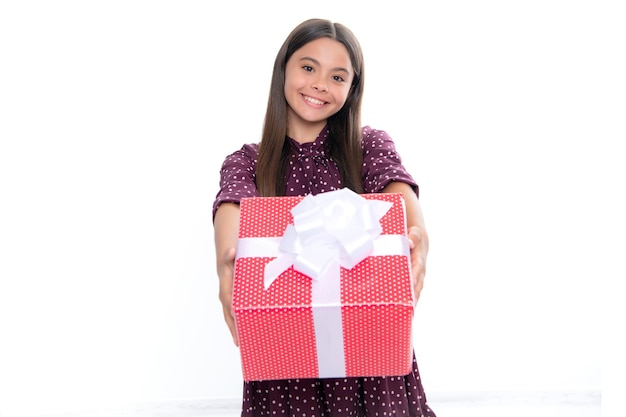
[213,125,436,417]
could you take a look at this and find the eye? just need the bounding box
[302,65,314,72]
[333,75,346,83]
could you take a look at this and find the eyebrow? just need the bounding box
[299,56,351,75]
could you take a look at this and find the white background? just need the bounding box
[0,1,623,416]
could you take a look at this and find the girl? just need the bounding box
[213,18,436,417]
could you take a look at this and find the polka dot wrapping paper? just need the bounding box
[233,190,415,381]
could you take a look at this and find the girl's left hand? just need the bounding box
[407,225,428,302]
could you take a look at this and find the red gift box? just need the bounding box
[233,188,415,381]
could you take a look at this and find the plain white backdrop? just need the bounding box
[0,1,622,416]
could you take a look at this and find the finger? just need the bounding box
[219,248,239,346]
[413,271,425,304]
[223,305,239,347]
[407,227,422,249]
[224,246,237,264]
[219,283,238,346]
[229,307,240,346]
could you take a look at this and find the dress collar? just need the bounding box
[287,125,330,155]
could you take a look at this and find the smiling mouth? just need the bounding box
[303,95,327,106]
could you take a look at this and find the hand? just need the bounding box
[218,246,239,346]
[407,225,428,303]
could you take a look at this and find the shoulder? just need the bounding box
[361,125,393,142]
[359,125,418,194]
[221,142,259,166]
[237,142,260,157]
[361,125,397,151]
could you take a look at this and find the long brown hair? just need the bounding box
[256,18,365,196]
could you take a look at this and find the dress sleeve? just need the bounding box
[361,126,419,196]
[212,143,260,221]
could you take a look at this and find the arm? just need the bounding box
[213,202,241,346]
[382,181,429,303]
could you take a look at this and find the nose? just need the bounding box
[312,77,328,92]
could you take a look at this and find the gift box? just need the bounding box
[233,188,415,381]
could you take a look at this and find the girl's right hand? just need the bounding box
[218,246,239,346]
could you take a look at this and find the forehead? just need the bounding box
[290,37,353,71]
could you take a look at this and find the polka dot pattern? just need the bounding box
[212,126,419,220]
[241,355,436,417]
[234,250,319,380]
[342,304,414,378]
[363,193,407,235]
[233,192,423,399]
[214,125,435,416]
[239,196,301,238]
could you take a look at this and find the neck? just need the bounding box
[287,119,327,144]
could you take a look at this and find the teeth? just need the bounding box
[304,96,325,105]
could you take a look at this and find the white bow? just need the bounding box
[263,188,393,289]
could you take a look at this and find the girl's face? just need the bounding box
[284,37,354,141]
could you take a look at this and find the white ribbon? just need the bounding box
[263,188,393,289]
